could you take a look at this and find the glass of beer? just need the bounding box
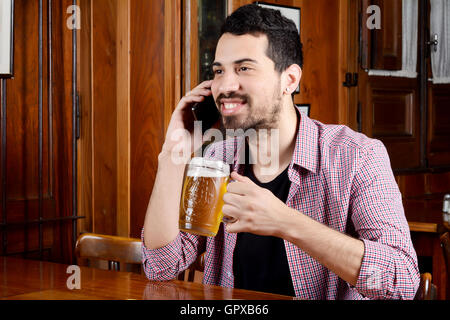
[179,157,229,237]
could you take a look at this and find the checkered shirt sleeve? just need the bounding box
[141,228,206,281]
[351,140,420,299]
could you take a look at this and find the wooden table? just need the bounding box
[0,257,293,300]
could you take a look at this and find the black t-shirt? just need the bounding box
[232,162,296,297]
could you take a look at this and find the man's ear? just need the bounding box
[283,64,302,95]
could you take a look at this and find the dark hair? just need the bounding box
[220,4,303,73]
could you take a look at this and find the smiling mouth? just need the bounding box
[220,102,246,116]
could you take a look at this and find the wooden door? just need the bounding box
[0,0,76,264]
[426,0,450,168]
[358,0,422,170]
[358,0,450,171]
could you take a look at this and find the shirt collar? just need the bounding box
[291,107,319,174]
[231,106,319,176]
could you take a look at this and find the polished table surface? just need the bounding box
[0,257,293,300]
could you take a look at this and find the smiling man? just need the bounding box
[142,4,420,300]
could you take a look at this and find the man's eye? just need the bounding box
[213,69,223,75]
[239,67,249,72]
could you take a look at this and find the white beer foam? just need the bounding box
[187,167,228,178]
[187,157,229,177]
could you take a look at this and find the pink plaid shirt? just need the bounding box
[142,113,420,300]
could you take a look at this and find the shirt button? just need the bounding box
[227,271,232,278]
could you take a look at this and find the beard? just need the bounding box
[218,83,282,131]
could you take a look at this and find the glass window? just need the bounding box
[198,0,227,81]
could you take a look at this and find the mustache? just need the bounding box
[216,93,250,105]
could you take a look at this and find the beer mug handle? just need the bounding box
[222,177,238,224]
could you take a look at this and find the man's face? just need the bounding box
[211,33,283,130]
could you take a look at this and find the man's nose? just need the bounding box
[218,72,240,94]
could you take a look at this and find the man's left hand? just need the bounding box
[222,171,290,236]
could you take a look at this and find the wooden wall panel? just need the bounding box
[78,0,132,237]
[6,0,48,201]
[294,0,342,125]
[427,84,450,167]
[360,76,421,170]
[370,0,402,70]
[50,0,77,263]
[372,90,414,137]
[116,0,131,237]
[78,0,93,236]
[129,0,166,238]
[78,0,180,239]
[1,0,75,263]
[397,172,450,198]
[91,0,118,235]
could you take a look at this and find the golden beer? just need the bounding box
[179,158,229,237]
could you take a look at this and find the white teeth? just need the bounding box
[224,103,237,109]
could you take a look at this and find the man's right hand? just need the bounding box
[144,80,214,250]
[162,80,214,155]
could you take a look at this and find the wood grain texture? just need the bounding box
[294,0,341,124]
[360,76,421,169]
[164,0,182,135]
[116,0,131,237]
[6,0,49,200]
[370,0,402,70]
[182,0,200,93]
[78,0,181,239]
[129,0,165,238]
[78,0,129,238]
[396,171,450,222]
[47,0,76,262]
[78,0,93,235]
[189,0,199,89]
[0,257,293,300]
[91,0,118,235]
[75,233,141,265]
[427,84,450,167]
[408,222,439,233]
[1,0,75,262]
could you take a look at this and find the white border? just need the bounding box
[0,0,12,75]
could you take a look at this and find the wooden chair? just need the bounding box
[75,233,142,273]
[75,233,205,281]
[440,232,450,299]
[177,252,205,282]
[415,272,438,300]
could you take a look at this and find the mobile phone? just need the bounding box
[191,94,221,133]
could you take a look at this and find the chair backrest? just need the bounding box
[440,232,450,299]
[75,233,142,273]
[415,272,438,300]
[177,252,205,283]
[75,232,205,280]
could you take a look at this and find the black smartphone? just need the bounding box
[191,94,221,133]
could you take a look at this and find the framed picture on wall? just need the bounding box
[255,1,301,93]
[0,0,14,78]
